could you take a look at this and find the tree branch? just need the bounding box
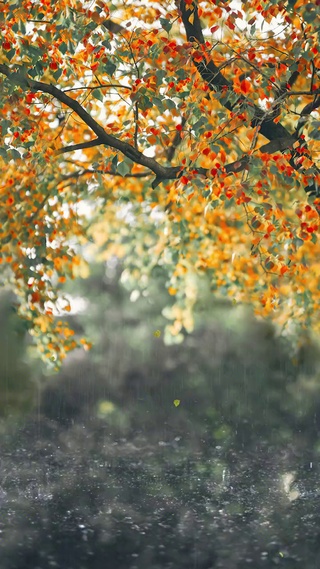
[62,83,132,93]
[179,1,289,140]
[61,168,151,181]
[152,154,252,188]
[288,89,320,97]
[55,139,102,155]
[259,136,296,154]
[178,0,320,198]
[300,96,320,116]
[0,63,179,183]
[1,57,318,198]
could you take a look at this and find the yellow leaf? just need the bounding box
[97,400,115,416]
[168,287,177,295]
[73,257,90,278]
[173,399,181,407]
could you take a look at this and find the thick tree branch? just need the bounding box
[152,155,252,188]
[288,89,320,98]
[179,1,289,140]
[0,63,179,183]
[259,136,296,154]
[179,1,320,198]
[300,96,320,116]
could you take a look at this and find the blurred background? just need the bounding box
[0,260,320,569]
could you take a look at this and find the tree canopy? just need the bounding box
[0,0,319,365]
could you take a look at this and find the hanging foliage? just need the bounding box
[0,0,319,365]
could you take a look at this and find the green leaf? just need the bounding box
[112,154,118,169]
[26,45,43,64]
[58,42,68,55]
[309,123,320,140]
[93,89,104,102]
[5,49,16,62]
[52,68,63,81]
[287,0,296,11]
[24,141,35,149]
[293,237,304,250]
[117,160,131,176]
[9,148,21,160]
[104,60,117,77]
[102,39,111,50]
[0,147,8,160]
[160,17,173,33]
[192,117,207,131]
[210,145,221,154]
[164,98,176,111]
[140,94,153,111]
[153,97,165,113]
[1,120,11,135]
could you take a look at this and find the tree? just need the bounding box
[0,0,319,365]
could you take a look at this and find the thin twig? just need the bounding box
[61,168,150,182]
[62,84,131,93]
[133,102,139,149]
[55,139,102,155]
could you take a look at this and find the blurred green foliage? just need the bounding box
[0,290,36,419]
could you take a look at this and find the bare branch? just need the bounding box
[62,84,132,93]
[61,168,151,181]
[288,88,320,97]
[300,96,320,116]
[259,137,296,154]
[133,102,139,149]
[55,139,102,155]
[152,155,251,189]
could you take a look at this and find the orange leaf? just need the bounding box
[240,79,251,94]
